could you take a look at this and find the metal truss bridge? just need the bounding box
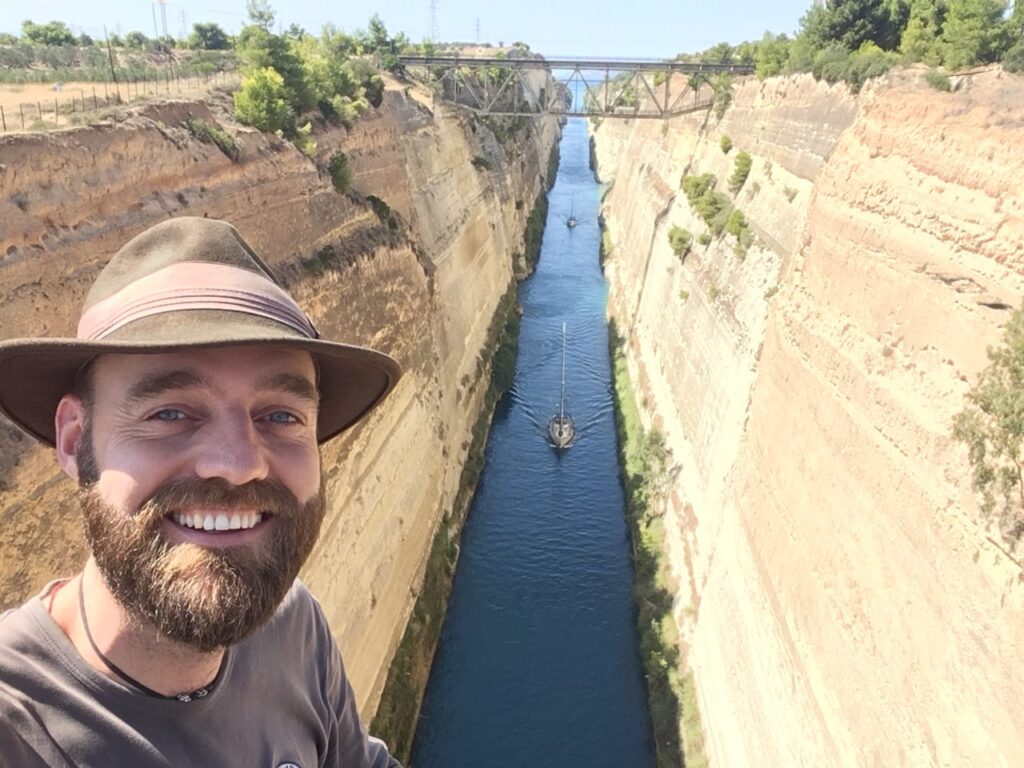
[397,55,754,120]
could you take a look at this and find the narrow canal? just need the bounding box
[410,118,656,767]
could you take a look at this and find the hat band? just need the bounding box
[77,262,319,341]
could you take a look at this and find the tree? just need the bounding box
[78,33,95,46]
[20,19,75,46]
[755,32,791,77]
[367,13,391,52]
[953,302,1024,544]
[123,31,149,49]
[237,25,312,110]
[234,66,294,133]
[246,0,275,32]
[188,22,230,50]
[940,0,1010,68]
[818,0,906,51]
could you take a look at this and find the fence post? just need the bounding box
[55,99,58,126]
[1,106,5,132]
[93,87,98,110]
[37,102,42,123]
[20,104,25,130]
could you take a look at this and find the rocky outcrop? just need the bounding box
[592,67,1024,765]
[0,80,559,719]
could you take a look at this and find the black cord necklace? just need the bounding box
[77,576,213,703]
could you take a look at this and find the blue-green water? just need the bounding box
[410,119,655,768]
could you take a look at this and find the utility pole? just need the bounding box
[475,17,480,44]
[180,10,187,39]
[158,0,168,40]
[151,4,160,40]
[430,0,439,43]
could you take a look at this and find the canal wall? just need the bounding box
[591,66,1024,765]
[0,76,560,719]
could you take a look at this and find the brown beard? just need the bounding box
[76,428,325,653]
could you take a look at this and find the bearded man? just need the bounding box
[0,218,403,767]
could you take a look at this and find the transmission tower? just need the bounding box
[475,17,480,43]
[430,0,439,42]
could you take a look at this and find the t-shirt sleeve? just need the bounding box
[310,595,402,768]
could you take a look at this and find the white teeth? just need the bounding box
[173,511,263,531]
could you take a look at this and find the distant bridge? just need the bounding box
[397,55,755,120]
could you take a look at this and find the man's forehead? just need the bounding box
[91,347,318,393]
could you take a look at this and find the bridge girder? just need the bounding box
[398,55,754,120]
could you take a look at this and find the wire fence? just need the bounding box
[0,70,240,133]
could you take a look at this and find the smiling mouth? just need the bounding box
[168,512,268,532]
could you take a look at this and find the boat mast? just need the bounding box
[559,322,566,421]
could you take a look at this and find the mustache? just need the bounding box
[134,477,303,525]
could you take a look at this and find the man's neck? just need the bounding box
[51,560,224,698]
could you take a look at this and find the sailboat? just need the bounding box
[566,198,577,229]
[548,322,575,450]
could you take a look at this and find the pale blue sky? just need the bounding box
[0,1,814,59]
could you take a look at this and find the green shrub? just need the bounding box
[679,290,689,302]
[327,151,352,192]
[234,66,294,134]
[185,118,240,161]
[724,208,747,238]
[719,134,733,153]
[1004,43,1024,73]
[712,73,732,119]
[471,155,492,171]
[728,151,752,193]
[366,195,399,230]
[953,301,1024,543]
[668,226,693,259]
[784,186,798,202]
[698,232,713,246]
[707,283,720,301]
[925,69,951,91]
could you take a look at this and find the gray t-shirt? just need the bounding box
[0,580,400,768]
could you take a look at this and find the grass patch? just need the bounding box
[184,117,239,161]
[372,283,523,762]
[608,321,697,768]
[925,69,951,92]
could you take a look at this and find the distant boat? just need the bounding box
[548,322,575,450]
[566,198,577,229]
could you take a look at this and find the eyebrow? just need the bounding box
[123,370,319,407]
[125,370,207,405]
[256,373,319,406]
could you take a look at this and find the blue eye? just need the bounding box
[152,409,187,421]
[266,411,299,424]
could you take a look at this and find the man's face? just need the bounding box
[58,346,325,652]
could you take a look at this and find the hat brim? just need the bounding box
[0,334,401,446]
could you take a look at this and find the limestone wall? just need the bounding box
[592,67,1024,765]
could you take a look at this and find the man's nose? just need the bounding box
[192,411,270,485]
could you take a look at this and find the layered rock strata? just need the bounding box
[0,81,558,718]
[592,68,1024,765]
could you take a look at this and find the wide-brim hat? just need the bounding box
[0,217,402,446]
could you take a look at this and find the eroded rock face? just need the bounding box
[0,84,558,719]
[593,68,1024,765]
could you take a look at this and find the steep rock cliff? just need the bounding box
[0,80,559,718]
[592,67,1024,765]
